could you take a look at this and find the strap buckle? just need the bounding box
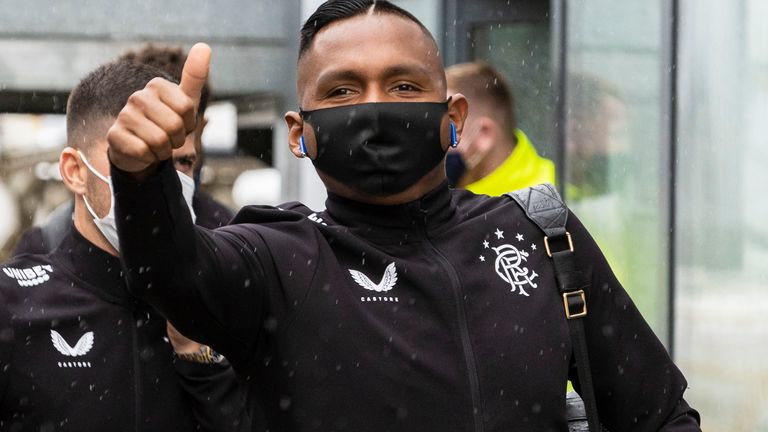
[563,290,587,319]
[544,232,573,257]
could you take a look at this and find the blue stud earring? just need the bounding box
[299,136,308,158]
[449,122,458,148]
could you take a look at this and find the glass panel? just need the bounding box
[472,22,555,160]
[675,0,768,429]
[564,0,668,337]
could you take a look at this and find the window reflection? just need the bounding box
[676,0,768,429]
[565,0,668,337]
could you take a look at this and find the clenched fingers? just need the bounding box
[145,78,198,138]
[117,107,176,162]
[126,89,185,149]
[106,123,157,173]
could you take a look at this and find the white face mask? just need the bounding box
[78,151,196,252]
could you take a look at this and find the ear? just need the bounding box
[446,93,469,146]
[285,110,311,159]
[59,147,87,195]
[473,116,498,155]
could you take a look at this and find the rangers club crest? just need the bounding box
[478,228,539,296]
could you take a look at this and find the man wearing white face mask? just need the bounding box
[11,44,235,257]
[77,148,197,253]
[0,59,247,431]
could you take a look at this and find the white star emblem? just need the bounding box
[483,240,490,249]
[531,243,537,251]
[494,228,504,239]
[516,233,524,242]
[479,255,486,262]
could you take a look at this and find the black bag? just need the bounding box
[507,184,604,432]
[566,391,590,432]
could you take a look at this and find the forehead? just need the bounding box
[298,13,442,90]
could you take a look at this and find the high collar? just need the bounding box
[54,224,131,304]
[322,181,459,241]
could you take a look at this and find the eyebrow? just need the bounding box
[315,63,435,87]
[173,152,197,161]
[316,69,364,87]
[379,64,433,81]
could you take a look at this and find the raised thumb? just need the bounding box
[179,42,211,103]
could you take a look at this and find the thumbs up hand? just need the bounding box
[107,43,211,178]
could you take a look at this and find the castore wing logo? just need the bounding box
[349,262,399,303]
[51,329,94,368]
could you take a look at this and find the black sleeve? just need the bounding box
[173,359,251,432]
[193,191,235,229]
[565,212,701,431]
[111,161,269,366]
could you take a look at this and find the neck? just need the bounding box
[73,196,118,256]
[458,136,516,187]
[321,162,448,206]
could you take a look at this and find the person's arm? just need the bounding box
[173,358,251,432]
[106,43,267,364]
[168,322,250,432]
[565,212,701,431]
[111,160,268,365]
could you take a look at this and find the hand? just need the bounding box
[166,321,204,354]
[107,43,211,178]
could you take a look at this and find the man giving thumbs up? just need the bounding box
[108,43,211,178]
[107,2,700,431]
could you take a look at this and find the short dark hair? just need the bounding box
[299,0,433,59]
[119,44,211,116]
[446,61,517,141]
[66,60,172,153]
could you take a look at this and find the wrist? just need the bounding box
[108,149,159,182]
[174,345,225,364]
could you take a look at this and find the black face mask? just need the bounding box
[445,152,466,187]
[300,101,449,196]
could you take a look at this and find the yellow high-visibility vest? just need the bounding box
[465,129,556,196]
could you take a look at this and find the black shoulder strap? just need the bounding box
[506,184,601,431]
[506,183,568,237]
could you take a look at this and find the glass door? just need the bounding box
[443,0,556,162]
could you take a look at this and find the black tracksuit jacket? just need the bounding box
[0,227,247,432]
[112,161,701,432]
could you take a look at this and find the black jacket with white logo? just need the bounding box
[0,227,247,432]
[113,162,701,432]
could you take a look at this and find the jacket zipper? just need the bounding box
[423,229,484,432]
[131,311,142,432]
